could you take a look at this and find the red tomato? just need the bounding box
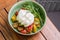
[15,11,18,16]
[27,23,34,32]
[21,30,27,34]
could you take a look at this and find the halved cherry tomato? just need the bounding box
[27,25,32,32]
[27,23,34,32]
[21,29,27,34]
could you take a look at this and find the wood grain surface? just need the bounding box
[0,31,5,40]
[0,0,60,40]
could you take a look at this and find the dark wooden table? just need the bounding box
[0,0,60,40]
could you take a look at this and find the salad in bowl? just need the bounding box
[8,0,46,35]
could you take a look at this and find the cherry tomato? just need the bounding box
[27,26,32,32]
[21,29,27,34]
[27,23,34,32]
[15,11,18,16]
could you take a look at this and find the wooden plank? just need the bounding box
[5,5,13,12]
[27,32,45,40]
[0,9,26,40]
[5,0,35,12]
[5,0,17,11]
[5,0,17,7]
[0,18,12,40]
[0,9,8,20]
[0,0,6,9]
[41,17,60,40]
[0,31,5,40]
[0,0,17,10]
[0,24,25,40]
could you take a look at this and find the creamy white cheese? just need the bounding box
[17,9,34,27]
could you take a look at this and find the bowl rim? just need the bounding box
[8,0,47,35]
